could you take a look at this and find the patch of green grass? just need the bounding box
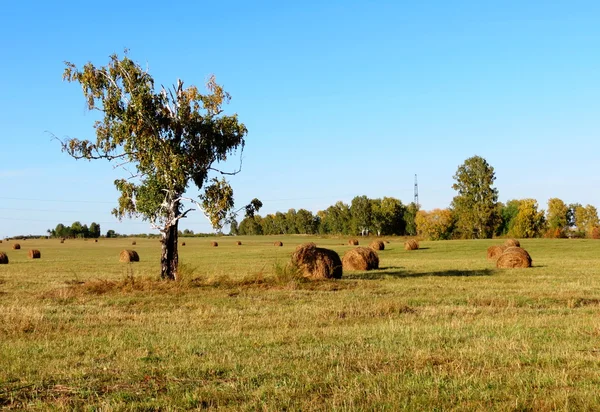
[1,236,600,409]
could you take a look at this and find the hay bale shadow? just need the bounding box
[344,267,494,280]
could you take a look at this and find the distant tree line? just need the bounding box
[48,222,102,238]
[233,197,420,237]
[233,156,600,241]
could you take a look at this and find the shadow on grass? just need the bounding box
[344,267,495,280]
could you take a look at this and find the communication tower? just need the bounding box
[414,174,419,205]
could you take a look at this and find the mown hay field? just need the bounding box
[1,236,600,410]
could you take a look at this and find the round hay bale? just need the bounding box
[236,241,242,246]
[0,240,3,243]
[119,250,139,263]
[12,243,21,250]
[369,240,385,251]
[28,250,41,259]
[496,247,532,268]
[342,247,379,271]
[505,238,520,248]
[486,245,506,260]
[404,239,419,251]
[291,243,342,280]
[181,242,186,246]
[348,239,359,246]
[211,241,218,247]
[131,241,137,246]
[0,252,8,264]
[60,238,65,244]
[503,246,531,259]
[94,239,98,243]
[274,241,283,247]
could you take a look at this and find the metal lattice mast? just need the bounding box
[414,174,419,205]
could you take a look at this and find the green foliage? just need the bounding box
[285,209,299,234]
[229,218,239,236]
[238,216,263,235]
[496,200,520,236]
[510,199,546,238]
[295,209,318,234]
[574,204,600,237]
[200,178,235,231]
[61,51,251,279]
[319,202,352,235]
[371,197,406,236]
[232,196,410,237]
[546,198,569,237]
[350,195,372,235]
[404,202,419,236]
[89,222,101,238]
[451,156,499,239]
[50,221,100,239]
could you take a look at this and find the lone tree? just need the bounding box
[451,155,499,239]
[59,52,260,280]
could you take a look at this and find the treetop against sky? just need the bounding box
[1,1,600,237]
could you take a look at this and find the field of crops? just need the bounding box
[1,236,600,410]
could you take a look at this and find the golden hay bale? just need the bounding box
[0,240,2,243]
[503,246,530,258]
[28,250,41,259]
[404,239,419,251]
[486,245,506,260]
[0,252,8,264]
[181,242,186,246]
[12,243,21,250]
[348,239,359,246]
[236,241,242,246]
[291,243,342,280]
[274,241,283,247]
[342,247,379,271]
[119,250,139,263]
[505,238,520,248]
[60,238,65,244]
[211,241,218,247]
[369,240,385,251]
[496,247,532,268]
[131,241,137,245]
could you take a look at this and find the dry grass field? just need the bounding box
[1,236,600,410]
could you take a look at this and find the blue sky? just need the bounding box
[1,0,599,237]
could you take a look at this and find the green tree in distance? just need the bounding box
[510,199,546,238]
[89,222,101,238]
[574,204,600,237]
[318,202,351,235]
[451,155,499,238]
[351,195,372,236]
[546,198,569,237]
[404,202,419,236]
[496,200,519,236]
[59,52,260,280]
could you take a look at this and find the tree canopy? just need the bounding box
[451,156,499,239]
[60,52,258,279]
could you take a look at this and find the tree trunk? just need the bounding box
[160,222,179,280]
[160,200,180,280]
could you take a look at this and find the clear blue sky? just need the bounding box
[1,0,599,237]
